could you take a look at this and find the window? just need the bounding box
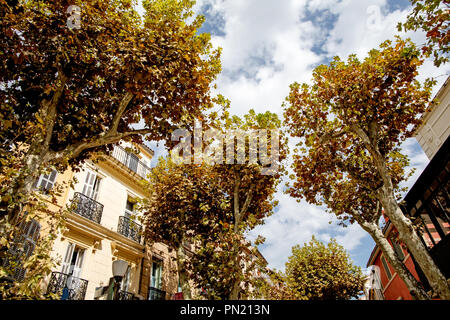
[125,199,135,218]
[381,255,392,280]
[127,153,139,173]
[2,217,40,281]
[121,266,131,292]
[150,259,163,289]
[34,169,57,192]
[61,243,85,279]
[60,243,86,298]
[391,238,405,261]
[82,170,101,200]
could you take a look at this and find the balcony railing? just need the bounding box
[118,290,137,300]
[111,145,151,180]
[71,192,103,224]
[47,272,88,300]
[117,216,142,243]
[148,287,166,300]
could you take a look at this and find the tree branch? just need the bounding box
[233,173,241,229]
[40,71,68,150]
[318,128,348,145]
[50,128,153,162]
[111,91,134,133]
[240,183,255,221]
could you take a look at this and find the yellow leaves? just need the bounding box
[35,113,44,125]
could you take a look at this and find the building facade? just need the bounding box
[415,76,450,160]
[34,141,180,300]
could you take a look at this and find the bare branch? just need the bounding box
[318,128,347,145]
[111,91,134,133]
[240,183,255,219]
[50,127,153,162]
[41,71,68,149]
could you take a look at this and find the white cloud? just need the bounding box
[249,191,335,271]
[144,0,448,271]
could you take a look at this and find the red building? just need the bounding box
[366,135,450,300]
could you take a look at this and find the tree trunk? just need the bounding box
[227,229,242,300]
[176,242,192,300]
[229,279,241,300]
[3,150,47,227]
[380,194,450,299]
[359,220,430,300]
[356,126,450,300]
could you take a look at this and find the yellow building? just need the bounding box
[34,142,180,300]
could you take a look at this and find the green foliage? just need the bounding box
[398,0,449,66]
[0,160,69,299]
[260,237,365,300]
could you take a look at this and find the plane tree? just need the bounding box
[284,38,450,299]
[140,109,287,299]
[259,237,365,300]
[0,0,221,228]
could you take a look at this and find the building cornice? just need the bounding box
[65,212,145,257]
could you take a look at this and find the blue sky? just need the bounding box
[139,0,449,272]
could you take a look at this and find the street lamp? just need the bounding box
[112,259,129,300]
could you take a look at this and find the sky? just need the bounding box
[137,0,450,272]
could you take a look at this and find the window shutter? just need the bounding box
[381,255,392,280]
[35,170,57,192]
[3,217,41,281]
[391,239,405,261]
[61,243,75,275]
[82,171,101,200]
[121,267,131,292]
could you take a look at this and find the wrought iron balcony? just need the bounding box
[117,216,142,243]
[148,287,166,300]
[118,290,137,300]
[71,192,103,224]
[47,271,88,300]
[111,145,151,180]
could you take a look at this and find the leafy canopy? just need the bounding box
[283,237,365,300]
[398,0,449,67]
[284,38,434,226]
[0,0,221,165]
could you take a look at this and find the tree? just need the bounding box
[398,0,449,67]
[139,157,231,299]
[203,108,288,299]
[262,237,364,300]
[284,38,450,299]
[0,0,221,229]
[140,108,287,299]
[0,150,69,299]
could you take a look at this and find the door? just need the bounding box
[150,260,162,289]
[61,243,85,296]
[123,200,135,238]
[149,259,163,300]
[127,153,139,173]
[82,170,100,200]
[121,267,131,292]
